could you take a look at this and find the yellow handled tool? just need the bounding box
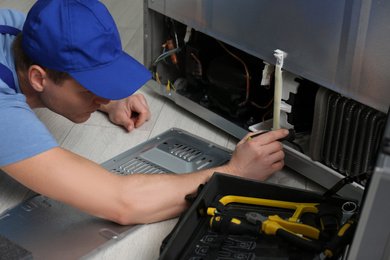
[210,212,324,252]
[211,213,320,240]
[207,195,319,222]
[261,214,320,239]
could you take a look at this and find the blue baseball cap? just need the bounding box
[21,0,152,100]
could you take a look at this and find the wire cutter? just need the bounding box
[210,212,323,252]
[247,212,323,251]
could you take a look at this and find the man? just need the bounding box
[0,0,288,225]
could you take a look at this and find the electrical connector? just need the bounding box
[261,62,274,86]
[274,49,287,67]
[184,26,192,43]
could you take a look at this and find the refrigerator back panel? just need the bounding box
[147,0,390,113]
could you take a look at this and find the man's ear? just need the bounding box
[28,65,48,92]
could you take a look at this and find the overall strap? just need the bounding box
[0,25,22,92]
[0,25,21,36]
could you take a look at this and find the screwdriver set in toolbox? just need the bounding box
[159,173,358,260]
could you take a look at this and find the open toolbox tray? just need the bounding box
[159,173,357,260]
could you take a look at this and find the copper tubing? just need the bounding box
[163,39,178,67]
[191,53,202,76]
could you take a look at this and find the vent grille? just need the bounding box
[169,143,213,170]
[320,92,386,177]
[111,157,169,175]
[169,143,202,161]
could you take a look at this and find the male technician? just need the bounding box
[0,0,288,225]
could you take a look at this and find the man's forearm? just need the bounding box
[1,129,288,225]
[1,146,229,225]
[118,165,229,224]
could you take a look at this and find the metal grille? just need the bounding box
[170,143,201,161]
[320,93,386,176]
[169,143,213,170]
[110,157,168,175]
[110,143,215,175]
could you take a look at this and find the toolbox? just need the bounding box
[159,173,358,260]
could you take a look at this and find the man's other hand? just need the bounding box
[99,93,151,131]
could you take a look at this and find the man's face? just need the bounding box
[39,76,110,123]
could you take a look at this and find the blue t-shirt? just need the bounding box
[0,9,59,166]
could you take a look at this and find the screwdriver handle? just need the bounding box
[276,227,323,252]
[267,215,320,239]
[263,220,323,252]
[278,128,296,142]
[323,219,358,258]
[210,216,260,236]
[249,129,295,142]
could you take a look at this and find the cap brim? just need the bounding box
[69,52,152,100]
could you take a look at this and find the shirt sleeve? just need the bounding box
[0,9,58,166]
[0,96,59,166]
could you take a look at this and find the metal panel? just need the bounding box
[101,128,233,174]
[348,0,390,113]
[0,195,141,260]
[163,0,353,100]
[347,113,390,259]
[144,0,166,71]
[147,0,165,14]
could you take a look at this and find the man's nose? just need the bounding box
[94,96,110,105]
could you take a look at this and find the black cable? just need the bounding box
[322,171,372,198]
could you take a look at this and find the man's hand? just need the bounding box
[225,129,289,181]
[99,93,151,131]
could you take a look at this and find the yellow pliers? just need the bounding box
[207,195,325,251]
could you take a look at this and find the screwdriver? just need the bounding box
[320,219,358,259]
[210,215,261,236]
[248,129,296,142]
